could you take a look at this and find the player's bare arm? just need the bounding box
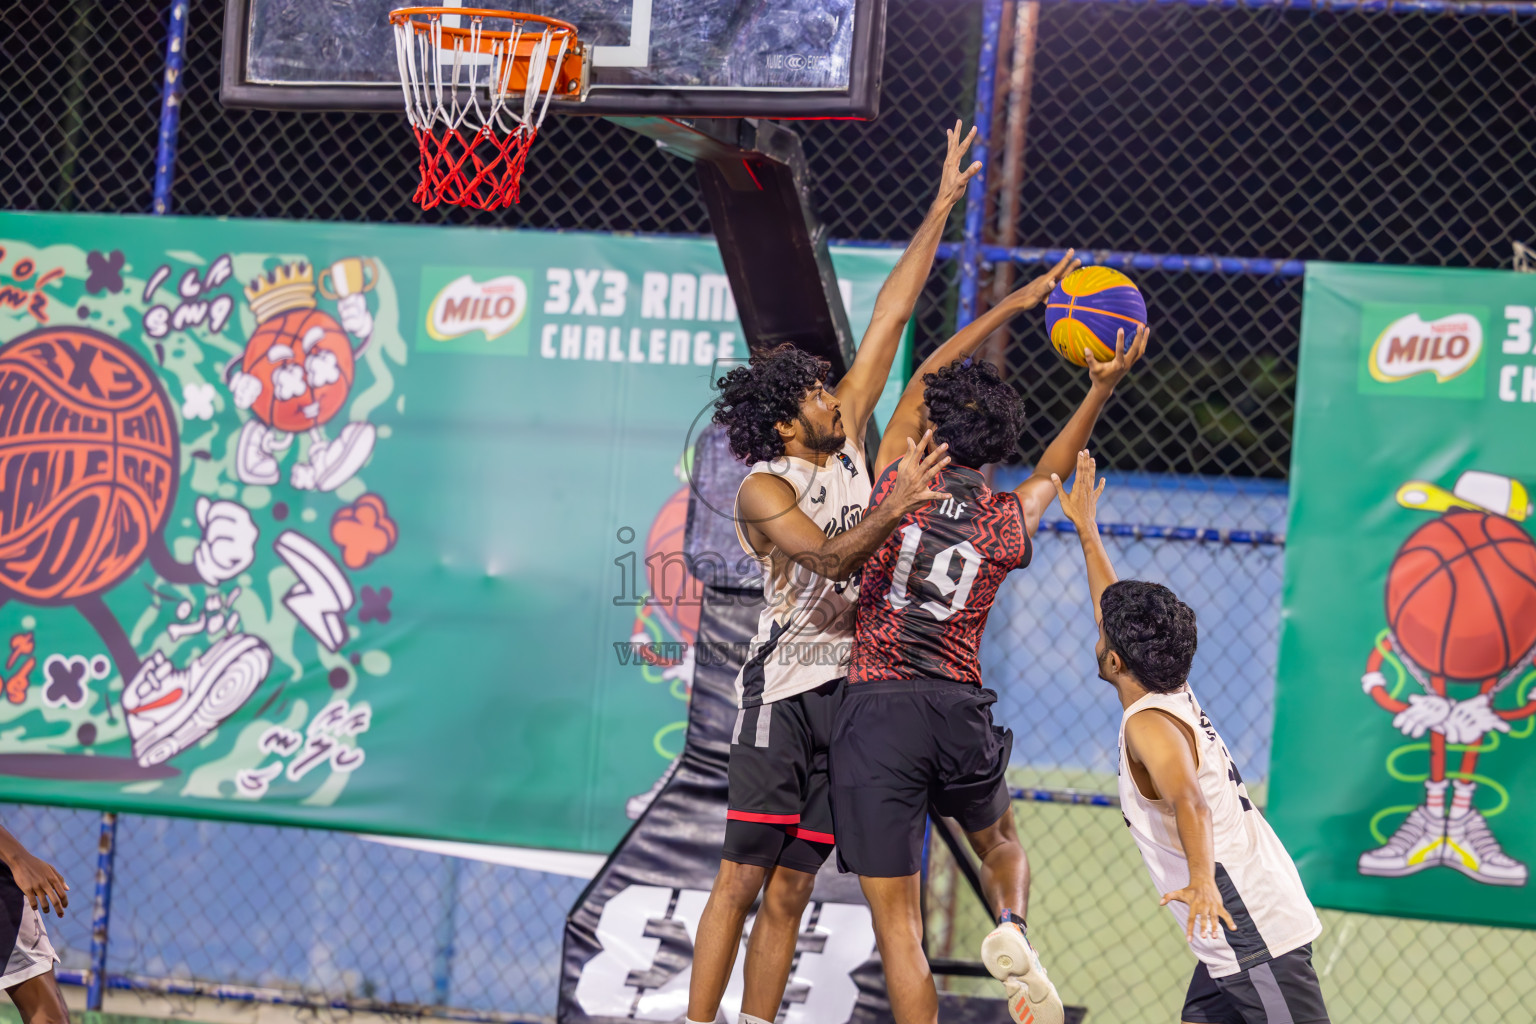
[1123,712,1237,942]
[0,826,68,917]
[835,121,983,441]
[738,430,952,580]
[1051,449,1117,622]
[1014,323,1149,535]
[873,251,1082,473]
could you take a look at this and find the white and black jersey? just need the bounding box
[732,439,869,708]
[1118,688,1322,979]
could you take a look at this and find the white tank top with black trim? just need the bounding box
[1118,687,1321,978]
[732,439,870,707]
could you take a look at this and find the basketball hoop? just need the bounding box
[390,7,588,211]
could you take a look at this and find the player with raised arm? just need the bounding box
[0,822,70,1024]
[1051,450,1328,1024]
[686,122,982,1024]
[831,286,1147,1024]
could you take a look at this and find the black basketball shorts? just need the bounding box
[723,678,844,875]
[1183,944,1331,1024]
[830,678,1014,877]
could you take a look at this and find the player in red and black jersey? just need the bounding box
[831,295,1148,1024]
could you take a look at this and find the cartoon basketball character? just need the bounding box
[1360,471,1536,885]
[0,325,271,766]
[230,260,377,491]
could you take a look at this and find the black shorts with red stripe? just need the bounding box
[723,678,843,875]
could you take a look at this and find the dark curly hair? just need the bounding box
[1100,580,1198,693]
[921,359,1026,467]
[712,344,831,464]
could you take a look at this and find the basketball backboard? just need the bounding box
[221,0,886,117]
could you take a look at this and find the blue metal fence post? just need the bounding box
[956,0,1005,329]
[430,857,462,1005]
[153,0,190,215]
[86,812,118,1011]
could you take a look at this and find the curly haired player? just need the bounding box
[1052,450,1327,1024]
[831,295,1145,1024]
[685,122,980,1024]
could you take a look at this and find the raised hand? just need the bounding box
[1004,249,1081,314]
[934,120,984,209]
[888,429,953,515]
[1050,449,1104,532]
[1084,322,1150,393]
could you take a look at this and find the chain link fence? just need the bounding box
[4,0,1536,1021]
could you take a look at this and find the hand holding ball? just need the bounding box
[1044,267,1148,367]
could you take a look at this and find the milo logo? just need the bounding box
[1369,312,1483,384]
[426,273,529,342]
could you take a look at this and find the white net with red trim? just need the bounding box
[392,10,571,210]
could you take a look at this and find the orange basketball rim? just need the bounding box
[389,7,590,211]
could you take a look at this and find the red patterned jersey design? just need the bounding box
[850,463,1031,686]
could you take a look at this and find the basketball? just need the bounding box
[1386,509,1536,681]
[241,308,355,434]
[0,327,178,604]
[1044,267,1148,366]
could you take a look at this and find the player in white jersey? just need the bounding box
[0,821,70,1024]
[1051,451,1329,1024]
[685,122,979,1024]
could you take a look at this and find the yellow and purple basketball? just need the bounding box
[1044,267,1148,366]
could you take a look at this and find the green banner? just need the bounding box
[1272,261,1536,927]
[0,211,906,852]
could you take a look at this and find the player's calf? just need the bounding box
[7,970,70,1024]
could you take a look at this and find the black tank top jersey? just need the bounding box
[849,462,1031,686]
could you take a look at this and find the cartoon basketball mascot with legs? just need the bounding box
[230,260,376,492]
[1360,471,1536,885]
[0,325,271,767]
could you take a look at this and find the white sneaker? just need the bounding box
[236,420,281,485]
[1357,806,1445,877]
[982,920,1062,1024]
[1443,810,1528,886]
[293,423,375,491]
[124,634,272,766]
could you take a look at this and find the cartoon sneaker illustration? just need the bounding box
[1443,809,1528,886]
[292,421,376,491]
[1358,806,1446,877]
[236,419,285,486]
[124,633,273,767]
[982,911,1063,1024]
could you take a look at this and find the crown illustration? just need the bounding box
[245,261,317,324]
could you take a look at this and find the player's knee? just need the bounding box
[761,867,815,921]
[714,859,769,908]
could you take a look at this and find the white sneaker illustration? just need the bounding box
[236,420,281,485]
[982,916,1063,1024]
[124,634,272,766]
[1443,809,1528,886]
[1358,805,1446,877]
[292,423,375,491]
